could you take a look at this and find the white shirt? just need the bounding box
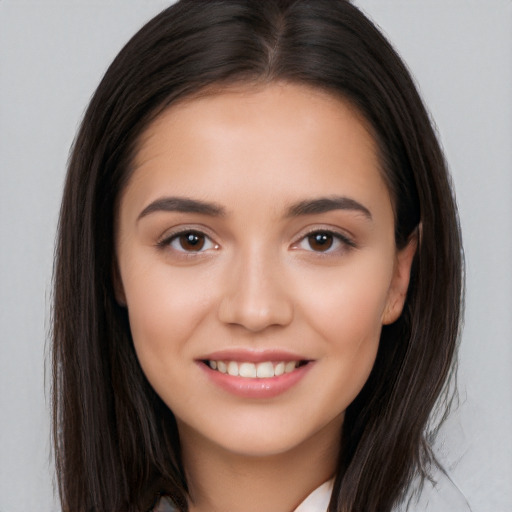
[293,479,333,512]
[155,471,472,511]
[154,480,333,512]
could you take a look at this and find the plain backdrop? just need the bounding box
[0,1,511,511]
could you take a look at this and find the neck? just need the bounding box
[178,417,341,512]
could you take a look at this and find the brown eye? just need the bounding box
[294,230,355,254]
[179,232,205,251]
[165,230,216,253]
[307,232,334,252]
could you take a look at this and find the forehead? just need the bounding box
[134,82,377,165]
[122,82,390,220]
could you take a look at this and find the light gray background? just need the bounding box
[1,1,511,511]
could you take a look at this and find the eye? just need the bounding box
[162,230,217,253]
[294,230,355,253]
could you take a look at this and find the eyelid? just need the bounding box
[155,224,355,255]
[290,226,357,253]
[156,225,220,252]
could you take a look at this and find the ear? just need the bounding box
[381,229,418,325]
[112,260,127,307]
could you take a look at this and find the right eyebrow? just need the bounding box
[285,196,372,220]
[137,196,226,221]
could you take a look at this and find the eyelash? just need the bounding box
[157,227,356,256]
[292,229,356,255]
[157,229,218,255]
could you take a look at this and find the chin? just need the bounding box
[177,409,344,460]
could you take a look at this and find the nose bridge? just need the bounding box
[218,242,293,332]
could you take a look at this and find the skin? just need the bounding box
[115,82,416,512]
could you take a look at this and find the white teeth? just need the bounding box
[227,361,239,376]
[274,362,285,376]
[256,361,274,378]
[239,362,257,378]
[285,361,297,373]
[207,360,302,378]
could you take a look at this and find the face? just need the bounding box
[115,83,415,458]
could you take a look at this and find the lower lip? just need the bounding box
[198,361,314,399]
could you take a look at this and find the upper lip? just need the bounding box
[197,348,310,363]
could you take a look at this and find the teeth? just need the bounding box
[206,360,301,378]
[239,362,257,378]
[285,361,296,373]
[274,362,285,376]
[256,361,274,378]
[227,361,239,376]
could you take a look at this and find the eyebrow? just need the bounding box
[286,196,372,219]
[137,197,226,220]
[137,195,372,221]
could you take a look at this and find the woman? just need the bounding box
[52,1,465,511]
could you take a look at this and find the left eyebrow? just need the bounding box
[285,196,372,219]
[137,196,226,221]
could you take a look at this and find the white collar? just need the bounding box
[293,479,334,512]
[155,478,334,512]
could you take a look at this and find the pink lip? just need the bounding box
[198,348,305,363]
[197,359,314,399]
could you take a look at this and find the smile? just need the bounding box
[206,360,304,378]
[199,357,313,398]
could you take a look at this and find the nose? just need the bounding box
[217,249,294,332]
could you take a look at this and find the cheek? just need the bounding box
[296,256,393,360]
[121,261,214,373]
[297,264,392,411]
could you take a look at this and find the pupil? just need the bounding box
[180,232,204,251]
[309,233,333,251]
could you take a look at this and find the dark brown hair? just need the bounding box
[52,1,463,511]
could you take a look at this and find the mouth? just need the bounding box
[197,350,314,398]
[202,359,310,379]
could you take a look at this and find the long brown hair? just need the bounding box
[52,1,463,510]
